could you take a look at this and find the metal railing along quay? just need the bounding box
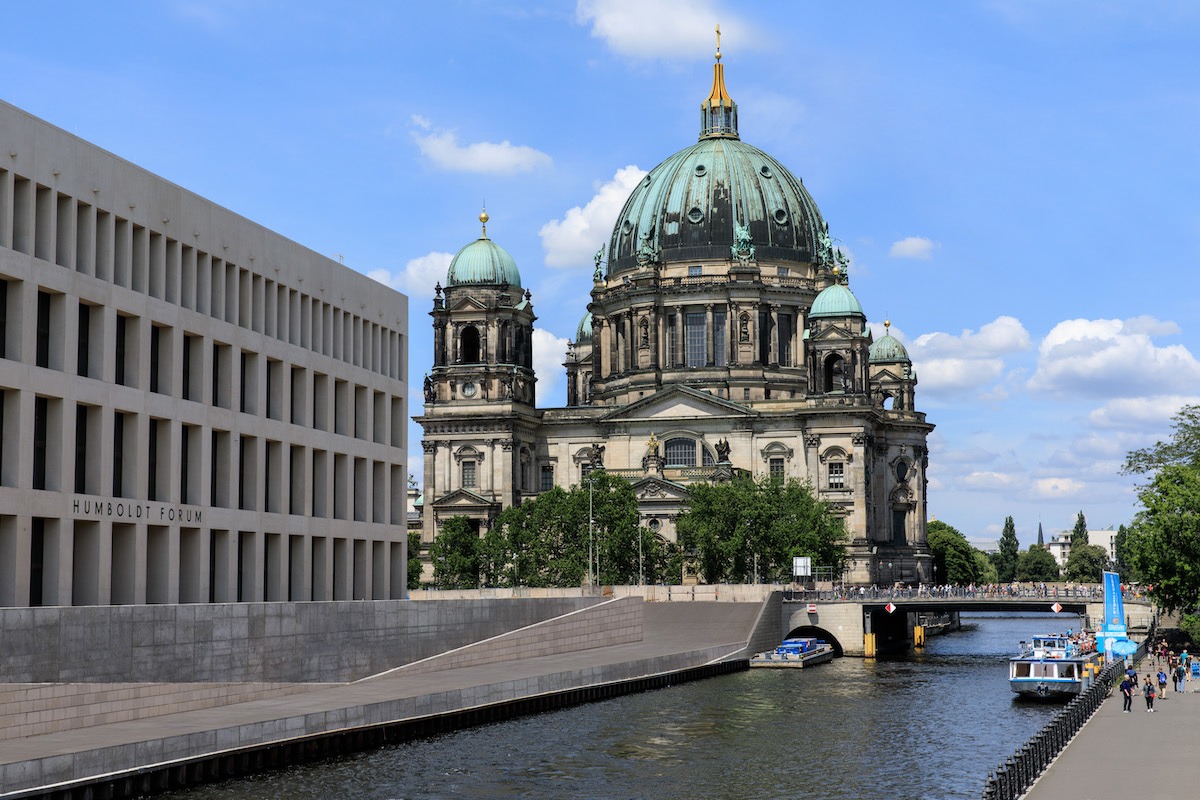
[978,632,1152,800]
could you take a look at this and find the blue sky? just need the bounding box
[7,1,1200,549]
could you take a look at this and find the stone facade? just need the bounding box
[415,54,934,586]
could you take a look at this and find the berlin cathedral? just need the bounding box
[415,44,934,586]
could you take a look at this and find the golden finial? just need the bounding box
[832,265,841,277]
[884,319,891,332]
[715,24,722,61]
[479,207,489,239]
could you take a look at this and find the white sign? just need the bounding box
[793,556,812,577]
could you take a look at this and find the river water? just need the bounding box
[169,612,1078,800]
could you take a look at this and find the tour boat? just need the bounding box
[1008,634,1104,699]
[750,637,835,668]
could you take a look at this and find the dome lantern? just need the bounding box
[700,24,738,140]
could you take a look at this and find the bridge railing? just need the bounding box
[783,585,1149,603]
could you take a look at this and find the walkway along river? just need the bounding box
[167,612,1078,800]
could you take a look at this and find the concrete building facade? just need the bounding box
[0,101,409,607]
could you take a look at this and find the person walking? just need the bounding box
[1158,668,1168,699]
[1176,662,1187,693]
[1144,676,1157,712]
[1120,675,1134,712]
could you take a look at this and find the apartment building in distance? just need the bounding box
[0,101,409,607]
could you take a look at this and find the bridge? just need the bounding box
[776,590,1156,657]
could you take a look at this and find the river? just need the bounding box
[166,612,1077,800]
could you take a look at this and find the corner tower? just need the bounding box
[415,212,541,550]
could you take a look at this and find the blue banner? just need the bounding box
[1102,570,1126,635]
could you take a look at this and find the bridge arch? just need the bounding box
[783,624,844,658]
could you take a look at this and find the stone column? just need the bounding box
[675,306,684,366]
[705,304,715,366]
[769,305,780,366]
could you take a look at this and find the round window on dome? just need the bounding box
[687,207,704,224]
[759,165,774,178]
[774,209,789,225]
[694,164,707,177]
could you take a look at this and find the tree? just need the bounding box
[1064,543,1108,583]
[429,515,481,589]
[927,520,978,585]
[1123,403,1200,475]
[1071,511,1089,546]
[1124,465,1200,612]
[992,516,1020,582]
[973,549,999,584]
[1015,545,1060,582]
[482,473,670,588]
[407,531,424,590]
[676,476,846,584]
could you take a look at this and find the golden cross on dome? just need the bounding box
[715,24,721,61]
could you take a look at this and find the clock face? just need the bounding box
[461,381,477,398]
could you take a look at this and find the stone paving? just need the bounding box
[1023,664,1200,799]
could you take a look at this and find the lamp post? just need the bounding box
[587,474,595,588]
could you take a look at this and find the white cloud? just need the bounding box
[960,470,1023,489]
[367,251,452,300]
[532,329,571,407]
[576,0,756,59]
[888,236,937,259]
[1029,477,1086,499]
[1027,316,1200,397]
[912,316,1030,359]
[410,117,552,175]
[539,165,647,268]
[1088,395,1200,431]
[906,316,1031,397]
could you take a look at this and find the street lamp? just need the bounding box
[587,474,595,588]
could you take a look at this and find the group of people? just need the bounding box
[1119,640,1193,713]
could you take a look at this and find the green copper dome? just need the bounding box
[608,138,826,274]
[809,282,865,319]
[576,311,593,344]
[446,216,522,288]
[606,54,825,275]
[869,331,910,364]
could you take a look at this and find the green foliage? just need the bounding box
[1015,545,1060,582]
[1071,511,1089,546]
[992,516,1020,582]
[927,520,979,584]
[407,531,424,590]
[1063,543,1108,582]
[481,472,672,587]
[429,515,481,589]
[1125,465,1200,613]
[675,476,846,583]
[1180,614,1200,648]
[973,549,999,584]
[1123,403,1200,475]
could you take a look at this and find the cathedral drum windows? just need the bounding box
[663,437,716,468]
[459,325,481,364]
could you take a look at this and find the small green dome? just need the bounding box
[870,332,910,364]
[446,237,522,288]
[809,282,864,319]
[576,311,593,344]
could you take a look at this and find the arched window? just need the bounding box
[460,326,481,363]
[664,437,697,467]
[823,353,845,393]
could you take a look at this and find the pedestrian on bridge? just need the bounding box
[1144,676,1157,712]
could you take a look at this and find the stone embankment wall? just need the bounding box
[0,597,600,684]
[389,596,643,677]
